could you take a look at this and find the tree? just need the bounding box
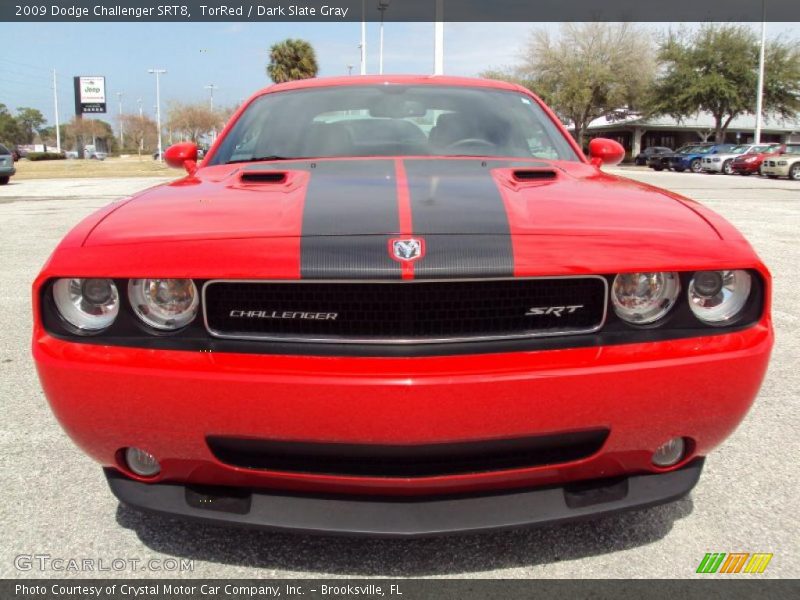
[514,23,655,147]
[65,118,117,153]
[120,113,158,155]
[650,25,800,143]
[0,104,23,147]
[266,38,319,83]
[16,107,46,144]
[167,102,222,143]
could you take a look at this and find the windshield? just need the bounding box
[749,145,774,153]
[730,145,749,154]
[784,144,800,155]
[209,85,579,164]
[695,146,715,154]
[0,144,9,155]
[677,145,699,153]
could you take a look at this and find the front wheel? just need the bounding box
[722,160,733,175]
[790,164,800,180]
[690,159,702,173]
[674,168,685,172]
[653,166,663,171]
[0,176,9,185]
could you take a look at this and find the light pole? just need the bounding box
[136,97,143,155]
[205,83,219,144]
[117,92,124,148]
[434,0,444,75]
[377,0,390,75]
[148,68,166,162]
[754,0,767,143]
[204,83,218,112]
[359,0,366,75]
[52,69,61,153]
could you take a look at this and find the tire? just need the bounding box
[722,160,733,175]
[767,174,778,179]
[0,176,9,185]
[690,159,702,173]
[740,172,751,176]
[675,168,685,173]
[790,164,800,181]
[653,166,663,172]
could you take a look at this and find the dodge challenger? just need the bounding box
[32,76,773,536]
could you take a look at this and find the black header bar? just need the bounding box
[4,0,800,22]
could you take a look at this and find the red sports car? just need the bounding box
[33,76,772,536]
[731,143,783,175]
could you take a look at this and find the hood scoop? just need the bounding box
[239,171,287,184]
[512,168,558,181]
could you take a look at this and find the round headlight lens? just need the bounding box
[688,270,751,325]
[611,272,681,325]
[52,278,119,333]
[128,279,199,330]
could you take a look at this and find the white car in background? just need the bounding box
[761,144,800,180]
[701,144,769,174]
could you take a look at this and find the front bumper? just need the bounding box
[761,164,789,177]
[732,162,760,174]
[701,160,724,172]
[34,321,772,499]
[106,459,704,536]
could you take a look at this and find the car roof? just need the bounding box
[255,75,528,96]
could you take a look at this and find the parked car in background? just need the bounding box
[634,146,672,166]
[83,145,107,160]
[0,143,16,184]
[64,151,79,159]
[731,144,784,176]
[761,143,800,180]
[670,143,735,173]
[701,144,775,175]
[648,144,706,171]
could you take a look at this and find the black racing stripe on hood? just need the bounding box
[404,159,514,278]
[300,160,401,279]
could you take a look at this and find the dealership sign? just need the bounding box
[73,76,106,114]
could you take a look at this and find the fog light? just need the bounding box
[652,437,686,467]
[125,447,161,477]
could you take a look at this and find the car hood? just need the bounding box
[85,158,719,246]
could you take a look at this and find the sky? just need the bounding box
[1,21,797,128]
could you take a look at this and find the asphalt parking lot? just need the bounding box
[0,168,797,579]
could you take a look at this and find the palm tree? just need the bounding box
[266,39,319,83]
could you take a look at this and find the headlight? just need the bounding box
[688,270,751,325]
[52,278,119,333]
[611,272,680,325]
[128,279,199,330]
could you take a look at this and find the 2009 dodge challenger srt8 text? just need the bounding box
[32,76,773,536]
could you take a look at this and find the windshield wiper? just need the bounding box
[226,155,300,164]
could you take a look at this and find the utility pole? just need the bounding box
[434,0,444,75]
[378,1,390,75]
[117,91,124,148]
[754,0,767,143]
[52,69,61,153]
[148,68,166,162]
[359,0,366,75]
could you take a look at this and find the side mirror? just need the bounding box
[588,138,625,167]
[164,142,198,174]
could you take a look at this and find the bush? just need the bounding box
[26,152,66,161]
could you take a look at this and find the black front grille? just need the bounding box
[206,430,610,477]
[203,277,607,343]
